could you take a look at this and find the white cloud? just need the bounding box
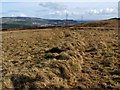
[90,9,99,14]
[88,8,115,15]
[106,8,114,13]
[49,9,81,16]
[11,14,15,17]
[11,13,27,17]
[19,13,27,17]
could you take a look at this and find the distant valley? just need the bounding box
[1,17,94,30]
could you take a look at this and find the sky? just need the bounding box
[0,0,119,20]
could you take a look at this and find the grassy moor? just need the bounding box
[1,19,120,89]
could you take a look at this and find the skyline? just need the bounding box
[1,2,118,20]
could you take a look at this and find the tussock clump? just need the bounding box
[2,27,119,89]
[10,74,34,89]
[56,52,70,60]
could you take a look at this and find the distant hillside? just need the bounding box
[74,18,119,27]
[1,17,119,30]
[1,17,79,30]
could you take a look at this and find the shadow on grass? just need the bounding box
[11,74,35,90]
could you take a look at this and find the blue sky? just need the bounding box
[1,0,119,20]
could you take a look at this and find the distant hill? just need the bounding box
[1,17,79,30]
[74,18,119,27]
[1,17,119,30]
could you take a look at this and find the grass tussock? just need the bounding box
[2,27,119,89]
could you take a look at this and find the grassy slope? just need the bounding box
[74,19,118,27]
[2,20,120,89]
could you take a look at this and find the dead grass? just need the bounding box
[2,27,119,89]
[75,19,118,27]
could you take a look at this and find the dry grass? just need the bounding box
[75,19,118,27]
[2,27,119,89]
